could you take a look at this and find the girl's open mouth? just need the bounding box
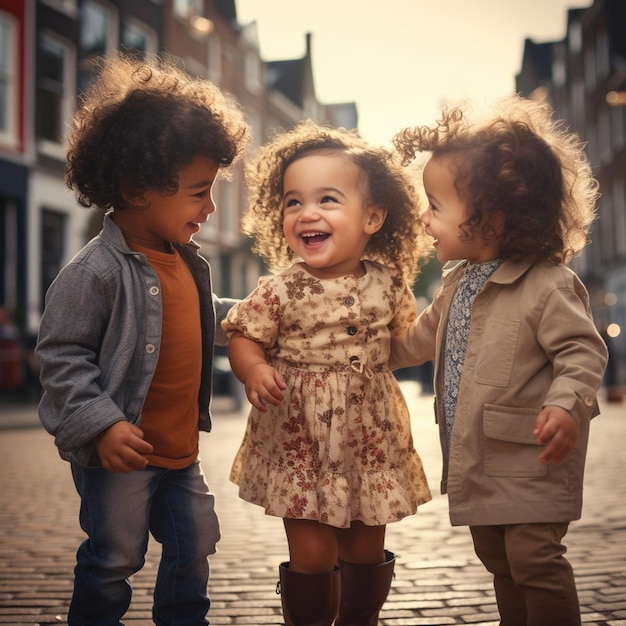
[301,232,330,246]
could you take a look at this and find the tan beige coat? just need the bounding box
[392,260,608,526]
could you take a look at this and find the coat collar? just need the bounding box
[442,258,533,286]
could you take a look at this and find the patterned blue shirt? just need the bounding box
[443,259,503,446]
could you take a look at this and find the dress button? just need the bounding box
[347,326,357,336]
[344,296,355,306]
[149,286,160,296]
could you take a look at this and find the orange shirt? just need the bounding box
[131,245,202,469]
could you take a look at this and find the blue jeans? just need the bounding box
[68,459,220,626]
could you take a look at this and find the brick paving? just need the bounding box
[0,383,625,626]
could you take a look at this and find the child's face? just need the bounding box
[421,155,499,264]
[281,152,386,280]
[116,155,219,251]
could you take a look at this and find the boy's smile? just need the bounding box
[114,155,219,252]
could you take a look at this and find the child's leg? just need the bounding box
[471,523,581,626]
[470,525,527,626]
[505,522,580,626]
[283,518,338,572]
[149,460,220,626]
[68,460,154,626]
[335,522,393,626]
[279,519,340,625]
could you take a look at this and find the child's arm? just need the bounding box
[535,273,608,464]
[228,331,286,412]
[534,405,579,464]
[389,282,442,370]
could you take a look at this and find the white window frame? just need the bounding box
[0,10,18,149]
[37,32,76,160]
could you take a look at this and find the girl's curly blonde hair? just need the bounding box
[393,96,599,265]
[242,120,430,285]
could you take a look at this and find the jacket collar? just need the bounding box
[442,258,533,286]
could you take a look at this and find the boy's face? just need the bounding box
[421,155,499,264]
[117,155,220,251]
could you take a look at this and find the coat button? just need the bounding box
[347,326,357,336]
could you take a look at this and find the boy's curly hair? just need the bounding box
[66,53,250,211]
[393,96,599,265]
[242,120,430,284]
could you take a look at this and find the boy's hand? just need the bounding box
[534,405,579,465]
[244,363,287,412]
[94,421,154,473]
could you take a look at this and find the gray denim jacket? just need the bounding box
[36,213,236,467]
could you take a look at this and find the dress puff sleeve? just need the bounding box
[221,274,282,350]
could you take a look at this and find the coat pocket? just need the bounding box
[483,404,547,478]
[474,317,519,387]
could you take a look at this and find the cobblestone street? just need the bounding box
[1,382,625,625]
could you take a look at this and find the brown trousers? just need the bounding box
[470,523,580,626]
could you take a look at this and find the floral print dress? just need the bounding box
[222,261,431,528]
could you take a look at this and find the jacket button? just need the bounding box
[347,326,357,336]
[146,344,156,353]
[149,286,160,296]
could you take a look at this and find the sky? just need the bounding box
[235,0,590,147]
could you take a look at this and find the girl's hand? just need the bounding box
[534,405,579,464]
[94,421,154,473]
[244,363,287,411]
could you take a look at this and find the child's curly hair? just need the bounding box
[242,120,430,285]
[66,53,250,211]
[393,96,599,265]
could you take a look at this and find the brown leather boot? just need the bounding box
[276,561,341,626]
[335,550,395,626]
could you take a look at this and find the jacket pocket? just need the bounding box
[483,404,547,478]
[474,317,519,387]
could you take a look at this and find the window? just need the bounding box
[122,18,157,58]
[38,34,75,154]
[40,210,66,307]
[244,51,262,95]
[613,177,626,257]
[173,0,203,20]
[0,11,17,147]
[207,34,222,84]
[79,0,117,91]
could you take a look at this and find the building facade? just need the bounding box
[0,0,356,378]
[516,0,626,388]
[0,0,356,394]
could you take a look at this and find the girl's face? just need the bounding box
[115,154,219,252]
[281,152,386,279]
[421,155,499,264]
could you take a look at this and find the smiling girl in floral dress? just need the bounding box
[222,120,432,626]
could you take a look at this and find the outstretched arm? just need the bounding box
[228,331,286,411]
